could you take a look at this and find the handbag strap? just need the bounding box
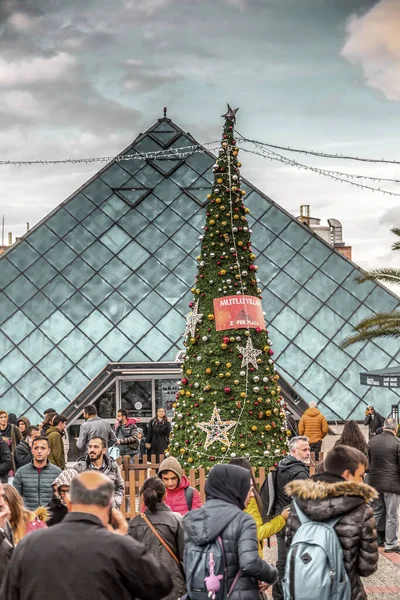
[140,513,180,566]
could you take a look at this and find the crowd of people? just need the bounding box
[0,402,397,600]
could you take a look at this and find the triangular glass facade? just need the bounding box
[0,118,399,422]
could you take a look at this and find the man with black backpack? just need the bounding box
[158,456,202,515]
[284,445,378,600]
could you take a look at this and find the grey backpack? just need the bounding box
[283,500,351,600]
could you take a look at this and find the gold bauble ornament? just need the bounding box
[188,457,194,463]
[221,343,228,350]
[217,178,223,184]
[186,369,192,375]
[208,314,215,321]
[215,197,221,203]
[265,424,272,432]
[179,448,186,454]
[240,443,246,448]
[234,380,239,385]
[251,426,258,432]
[226,362,232,368]
[240,392,246,398]
[206,368,212,374]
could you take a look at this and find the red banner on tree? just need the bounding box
[213,295,266,331]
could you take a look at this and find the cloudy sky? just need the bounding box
[1,0,400,269]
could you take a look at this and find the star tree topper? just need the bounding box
[184,300,203,339]
[237,336,262,370]
[222,104,239,121]
[196,405,237,449]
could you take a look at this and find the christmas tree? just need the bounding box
[169,106,289,471]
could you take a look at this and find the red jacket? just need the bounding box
[163,475,203,516]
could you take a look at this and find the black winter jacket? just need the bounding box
[0,523,13,587]
[115,420,139,456]
[184,499,278,600]
[285,473,378,600]
[363,412,385,439]
[129,503,186,600]
[47,496,68,527]
[146,419,171,457]
[73,454,125,508]
[368,430,400,494]
[14,441,32,471]
[0,439,13,483]
[0,512,173,600]
[12,460,61,510]
[273,455,309,516]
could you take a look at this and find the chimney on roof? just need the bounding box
[7,232,12,246]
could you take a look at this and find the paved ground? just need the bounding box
[263,541,399,599]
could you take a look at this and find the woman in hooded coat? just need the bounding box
[47,469,78,526]
[183,464,278,600]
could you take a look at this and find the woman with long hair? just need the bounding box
[3,484,48,544]
[334,421,368,455]
[229,457,289,557]
[40,412,57,437]
[145,408,171,460]
[129,477,186,600]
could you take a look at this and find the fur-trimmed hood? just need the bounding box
[285,473,378,521]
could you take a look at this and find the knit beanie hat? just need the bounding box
[158,456,183,484]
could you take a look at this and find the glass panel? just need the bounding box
[62,258,95,288]
[271,307,307,339]
[15,368,52,403]
[64,193,97,221]
[82,209,113,237]
[56,367,90,401]
[174,291,193,316]
[7,242,40,271]
[119,151,142,176]
[2,312,35,344]
[118,274,152,305]
[339,361,369,391]
[20,329,54,363]
[43,241,77,271]
[187,187,209,203]
[284,254,317,285]
[136,224,168,253]
[77,347,109,380]
[327,288,361,320]
[135,164,164,187]
[117,189,148,205]
[155,240,185,268]
[264,238,295,268]
[137,291,170,323]
[135,136,163,153]
[25,258,58,288]
[118,241,150,271]
[264,324,290,356]
[361,387,394,420]
[156,273,188,302]
[250,223,275,251]
[100,194,130,220]
[137,257,169,287]
[0,259,20,287]
[0,332,14,357]
[59,329,93,361]
[256,258,280,286]
[332,323,366,358]
[0,374,11,396]
[276,343,310,381]
[99,224,131,254]
[155,379,179,417]
[342,272,375,301]
[317,343,352,377]
[98,291,132,324]
[171,193,201,220]
[153,208,185,237]
[154,158,182,176]
[173,224,201,252]
[151,131,180,146]
[100,163,131,187]
[81,275,113,305]
[118,309,152,341]
[137,329,173,361]
[320,253,354,284]
[81,241,113,271]
[39,311,75,344]
[97,328,133,360]
[61,292,95,325]
[117,210,149,238]
[153,178,182,205]
[156,309,186,343]
[0,388,30,417]
[99,257,132,287]
[27,226,59,254]
[269,272,300,304]
[311,306,345,337]
[63,224,96,254]
[170,165,199,187]
[289,288,322,320]
[46,209,79,237]
[0,295,18,325]
[322,383,362,421]
[22,292,56,326]
[0,348,32,384]
[42,276,75,307]
[245,193,271,220]
[363,286,399,313]
[94,387,117,419]
[185,151,214,174]
[262,205,291,235]
[293,325,329,359]
[121,380,152,418]
[259,289,284,321]
[78,311,114,343]
[305,270,337,302]
[174,256,196,286]
[281,221,311,251]
[4,275,38,306]
[160,345,179,361]
[152,121,180,133]
[83,178,113,206]
[35,387,68,416]
[371,334,400,358]
[355,343,391,371]
[348,304,378,328]
[300,238,332,267]
[136,194,166,221]
[299,362,336,396]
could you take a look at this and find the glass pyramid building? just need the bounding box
[0,116,399,423]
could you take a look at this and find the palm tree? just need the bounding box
[341,228,400,348]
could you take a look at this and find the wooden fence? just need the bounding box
[117,453,323,519]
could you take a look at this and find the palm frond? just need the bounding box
[390,227,400,238]
[341,327,400,348]
[392,242,400,251]
[355,268,400,285]
[352,311,400,332]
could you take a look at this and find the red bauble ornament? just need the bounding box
[256,327,262,334]
[224,387,231,394]
[268,349,274,356]
[223,336,230,343]
[249,265,256,271]
[181,378,188,384]
[210,456,215,461]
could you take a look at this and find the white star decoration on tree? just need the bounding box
[196,405,237,449]
[237,337,262,370]
[184,300,203,338]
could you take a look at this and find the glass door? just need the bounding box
[120,380,153,421]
